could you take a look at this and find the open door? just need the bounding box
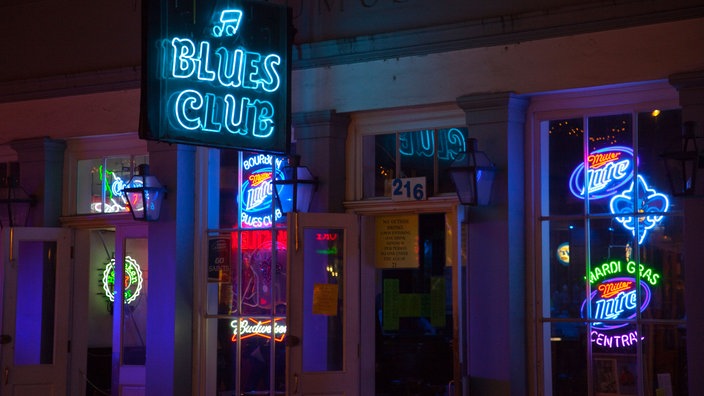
[110,224,148,396]
[0,227,71,396]
[286,212,359,395]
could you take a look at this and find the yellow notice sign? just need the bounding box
[375,215,419,268]
[312,283,339,316]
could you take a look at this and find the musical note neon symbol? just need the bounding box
[213,9,242,37]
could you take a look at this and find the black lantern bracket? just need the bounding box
[661,121,704,197]
[123,164,167,221]
[449,138,496,206]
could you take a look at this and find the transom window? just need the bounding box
[362,127,468,199]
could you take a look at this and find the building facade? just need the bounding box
[0,1,703,395]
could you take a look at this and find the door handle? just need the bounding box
[4,367,8,385]
[293,374,299,394]
[0,335,11,345]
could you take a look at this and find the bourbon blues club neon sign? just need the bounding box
[141,0,291,153]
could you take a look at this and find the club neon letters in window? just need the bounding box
[102,256,144,304]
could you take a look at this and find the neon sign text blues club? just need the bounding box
[141,0,291,153]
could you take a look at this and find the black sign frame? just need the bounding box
[141,0,292,154]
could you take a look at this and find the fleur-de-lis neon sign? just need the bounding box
[609,175,669,245]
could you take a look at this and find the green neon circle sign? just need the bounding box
[102,255,144,304]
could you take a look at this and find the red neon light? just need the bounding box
[316,233,338,241]
[598,280,633,299]
[249,172,272,186]
[588,151,622,169]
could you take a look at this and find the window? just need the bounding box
[76,154,148,215]
[539,108,687,395]
[207,150,288,395]
[361,128,468,199]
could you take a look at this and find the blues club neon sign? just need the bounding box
[141,0,291,153]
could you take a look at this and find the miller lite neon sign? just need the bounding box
[568,146,634,200]
[581,260,660,348]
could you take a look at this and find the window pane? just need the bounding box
[586,114,633,215]
[15,241,56,365]
[437,127,468,195]
[549,118,584,215]
[122,238,147,365]
[302,228,344,372]
[550,322,587,395]
[548,220,587,319]
[363,133,396,198]
[399,130,434,191]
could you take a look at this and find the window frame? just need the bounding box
[526,81,682,395]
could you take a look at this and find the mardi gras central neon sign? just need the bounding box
[102,256,144,304]
[142,1,290,152]
[230,318,286,342]
[581,260,660,348]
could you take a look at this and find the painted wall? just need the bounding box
[0,17,702,144]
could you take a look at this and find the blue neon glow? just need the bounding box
[169,38,280,91]
[580,276,652,331]
[569,146,634,200]
[398,128,467,161]
[609,175,669,245]
[213,9,242,38]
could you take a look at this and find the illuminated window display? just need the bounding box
[362,127,468,198]
[542,110,687,395]
[76,155,148,215]
[207,151,287,395]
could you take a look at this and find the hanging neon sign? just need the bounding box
[581,260,660,348]
[230,318,286,342]
[568,146,634,200]
[609,175,669,245]
[141,1,291,153]
[102,256,144,304]
[240,153,285,228]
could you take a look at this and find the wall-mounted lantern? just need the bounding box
[449,138,496,206]
[0,162,36,228]
[274,155,318,213]
[123,164,166,221]
[661,121,704,197]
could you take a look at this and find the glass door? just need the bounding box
[286,212,360,395]
[0,227,71,396]
[371,213,455,396]
[111,224,148,396]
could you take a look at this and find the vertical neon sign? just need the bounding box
[240,153,284,228]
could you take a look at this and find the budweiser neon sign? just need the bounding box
[568,146,634,200]
[581,260,660,348]
[230,318,286,342]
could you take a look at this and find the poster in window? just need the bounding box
[594,358,619,396]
